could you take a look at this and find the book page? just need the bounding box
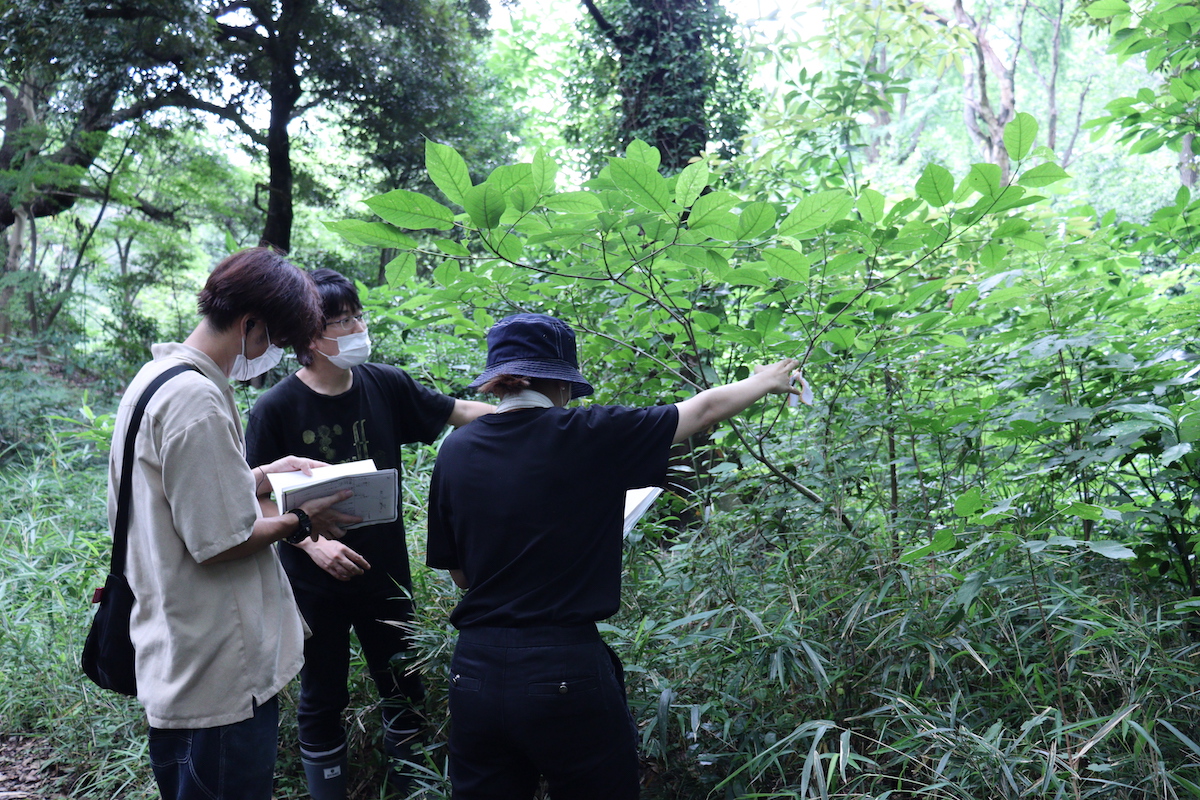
[266,458,377,496]
[623,486,663,535]
[278,468,398,530]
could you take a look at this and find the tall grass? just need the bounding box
[6,422,1200,799]
[0,437,157,798]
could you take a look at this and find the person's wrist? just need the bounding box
[284,508,312,544]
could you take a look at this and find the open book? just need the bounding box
[265,459,398,530]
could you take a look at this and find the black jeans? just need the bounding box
[447,624,639,800]
[292,587,425,757]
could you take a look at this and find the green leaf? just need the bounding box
[1066,502,1104,521]
[687,191,738,231]
[543,192,603,213]
[675,161,710,208]
[1085,0,1129,18]
[384,251,416,286]
[531,148,557,195]
[425,139,472,205]
[736,202,777,239]
[609,158,672,213]
[900,528,958,563]
[508,185,537,213]
[778,190,854,236]
[625,138,661,169]
[1162,442,1193,466]
[953,487,984,517]
[491,231,524,262]
[762,248,811,282]
[464,182,507,230]
[1087,540,1135,559]
[915,164,955,207]
[365,189,455,231]
[1011,229,1046,251]
[1017,163,1071,187]
[323,220,417,250]
[857,188,885,224]
[487,163,534,195]
[434,239,470,257]
[1003,112,1038,161]
[966,163,1002,198]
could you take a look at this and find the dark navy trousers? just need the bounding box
[447,624,639,800]
[292,586,425,757]
[149,695,279,800]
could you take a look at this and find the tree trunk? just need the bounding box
[256,1,307,253]
[1,207,27,341]
[1182,133,1197,188]
[953,0,1021,179]
[582,0,713,174]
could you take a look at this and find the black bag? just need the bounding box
[82,364,197,696]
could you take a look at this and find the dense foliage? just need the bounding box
[3,0,1200,798]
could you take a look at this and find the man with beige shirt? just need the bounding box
[108,248,359,800]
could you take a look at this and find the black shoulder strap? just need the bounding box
[110,364,199,573]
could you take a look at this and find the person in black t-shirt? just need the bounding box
[426,313,806,800]
[245,269,491,800]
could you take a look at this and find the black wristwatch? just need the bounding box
[285,508,312,544]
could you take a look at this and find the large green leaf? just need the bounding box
[487,163,534,196]
[384,251,416,286]
[763,247,810,282]
[857,188,886,224]
[736,202,777,239]
[543,192,603,213]
[778,190,853,236]
[675,160,710,208]
[625,138,661,170]
[609,158,671,213]
[323,220,417,250]
[953,487,984,517]
[1018,163,1071,187]
[1085,0,1129,18]
[425,140,472,206]
[915,164,955,207]
[531,148,557,195]
[365,189,455,231]
[464,182,507,230]
[687,191,738,231]
[965,163,1002,198]
[1003,112,1038,161]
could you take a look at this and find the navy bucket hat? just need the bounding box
[469,314,595,399]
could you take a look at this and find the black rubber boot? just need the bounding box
[301,748,349,800]
[382,725,420,798]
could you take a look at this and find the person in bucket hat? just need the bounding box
[425,313,809,800]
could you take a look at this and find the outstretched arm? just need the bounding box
[673,358,805,444]
[447,399,495,428]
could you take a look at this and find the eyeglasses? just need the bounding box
[323,312,368,332]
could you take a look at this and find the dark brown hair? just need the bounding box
[478,374,532,396]
[197,248,322,364]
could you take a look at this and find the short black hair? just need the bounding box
[310,268,362,320]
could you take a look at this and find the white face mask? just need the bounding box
[322,330,371,369]
[229,326,284,381]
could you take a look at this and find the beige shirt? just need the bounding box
[107,343,305,729]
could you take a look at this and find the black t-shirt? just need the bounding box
[426,403,679,628]
[246,363,455,598]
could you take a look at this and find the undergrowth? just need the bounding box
[4,420,1200,799]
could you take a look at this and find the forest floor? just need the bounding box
[0,735,69,799]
